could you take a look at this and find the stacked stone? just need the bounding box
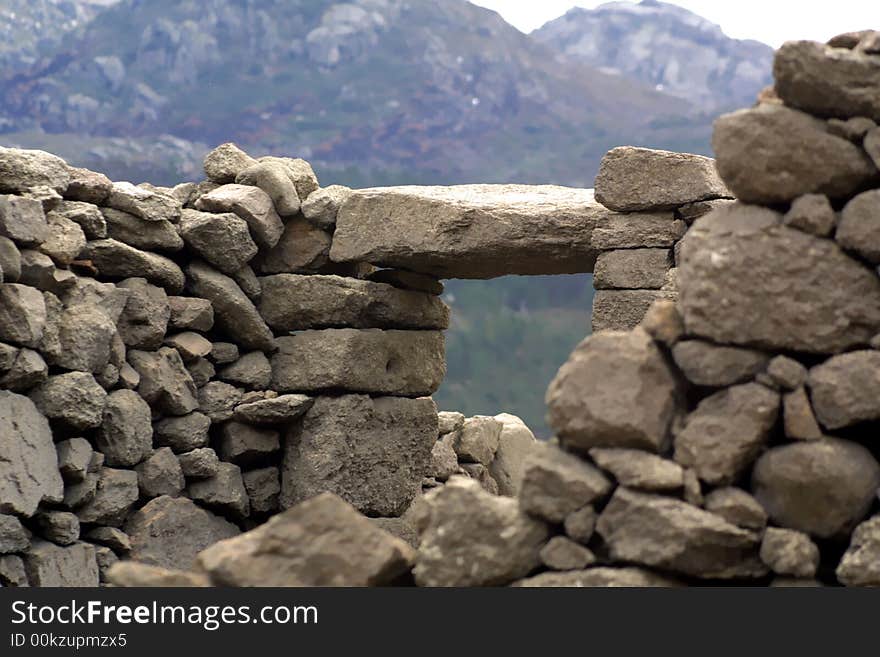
[0,141,449,587]
[590,146,733,331]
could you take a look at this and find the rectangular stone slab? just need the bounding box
[271,329,445,397]
[329,185,603,279]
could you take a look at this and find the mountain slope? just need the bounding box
[533,0,773,113]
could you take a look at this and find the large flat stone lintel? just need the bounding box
[329,185,603,279]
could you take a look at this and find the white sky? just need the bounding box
[470,0,878,47]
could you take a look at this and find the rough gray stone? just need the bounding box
[198,492,413,586]
[83,239,185,293]
[593,248,671,289]
[203,143,257,184]
[196,184,283,249]
[271,329,445,397]
[563,505,597,544]
[674,383,779,486]
[39,211,85,266]
[413,478,549,587]
[235,161,301,216]
[452,415,502,466]
[704,487,767,531]
[488,413,540,496]
[597,488,766,579]
[105,181,180,223]
[590,211,685,249]
[76,468,139,527]
[512,567,680,587]
[301,184,353,229]
[34,511,79,546]
[47,303,116,373]
[0,284,46,348]
[519,444,611,523]
[712,104,877,204]
[671,340,769,387]
[591,289,675,332]
[594,147,730,211]
[836,516,880,586]
[460,463,499,495]
[168,296,214,332]
[0,555,28,586]
[102,207,183,252]
[752,439,880,539]
[114,279,168,351]
[56,438,92,483]
[783,193,837,237]
[0,236,21,282]
[198,381,243,423]
[760,527,820,578]
[241,467,281,516]
[774,40,880,122]
[232,394,313,426]
[185,261,275,352]
[154,412,211,453]
[331,185,601,278]
[187,462,250,520]
[428,433,459,482]
[185,357,214,388]
[589,447,683,492]
[539,535,596,571]
[836,190,880,263]
[0,348,47,391]
[218,351,271,390]
[0,514,30,553]
[438,411,465,434]
[209,342,239,364]
[255,216,331,274]
[64,167,112,205]
[217,422,280,467]
[55,201,106,240]
[256,156,319,200]
[178,209,257,274]
[0,147,69,194]
[546,328,681,453]
[135,448,185,499]
[808,351,880,429]
[783,387,824,441]
[164,332,213,362]
[97,390,153,467]
[640,298,685,346]
[258,274,449,332]
[679,203,880,353]
[24,541,98,587]
[0,195,48,248]
[867,127,880,169]
[178,448,220,480]
[84,526,131,554]
[30,372,107,430]
[766,356,808,391]
[128,348,198,416]
[282,395,437,517]
[125,495,240,570]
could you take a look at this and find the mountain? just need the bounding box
[533,0,774,113]
[0,0,713,187]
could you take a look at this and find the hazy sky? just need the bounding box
[470,0,877,47]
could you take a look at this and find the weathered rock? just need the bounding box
[0,348,47,391]
[512,567,680,587]
[102,207,183,252]
[671,340,769,387]
[185,357,214,387]
[591,289,675,332]
[836,516,880,586]
[590,211,685,249]
[241,467,280,515]
[546,328,681,453]
[38,211,85,266]
[128,348,198,416]
[24,541,98,587]
[83,239,185,293]
[217,422,280,467]
[65,167,112,205]
[428,433,459,482]
[178,448,220,480]
[105,182,180,223]
[674,383,778,486]
[257,156,319,200]
[97,390,153,467]
[232,394,313,426]
[867,127,880,168]
[56,438,92,483]
[218,351,271,389]
[178,209,258,274]
[828,116,877,142]
[55,201,106,240]
[282,395,437,517]
[836,190,880,263]
[61,453,101,511]
[235,161,301,216]
[34,511,79,546]
[460,463,499,495]
[76,468,139,527]
[301,184,353,229]
[774,40,880,122]
[154,412,211,453]
[488,413,539,496]
[563,505,597,544]
[594,147,730,211]
[808,351,880,429]
[640,298,684,346]
[185,261,275,352]
[198,381,243,423]
[783,387,824,441]
[365,269,443,296]
[413,478,549,587]
[0,554,28,586]
[589,447,683,492]
[0,284,46,348]
[438,410,465,434]
[0,147,69,194]
[30,372,107,430]
[765,356,808,391]
[760,527,819,578]
[0,515,30,553]
[93,545,118,582]
[519,444,611,523]
[679,203,880,353]
[0,237,21,283]
[754,439,880,539]
[168,296,213,332]
[62,276,129,321]
[597,488,766,579]
[331,185,601,278]
[204,143,257,184]
[0,196,48,248]
[199,492,413,586]
[256,216,331,274]
[539,535,596,571]
[712,104,877,204]
[258,274,449,331]
[783,194,837,237]
[125,496,240,570]
[164,331,213,362]
[106,561,210,587]
[593,248,671,290]
[135,448,185,499]
[47,303,116,373]
[195,184,283,249]
[85,526,131,554]
[704,487,767,531]
[676,198,736,224]
[271,329,445,397]
[187,462,250,520]
[451,415,502,465]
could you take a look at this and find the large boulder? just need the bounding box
[774,40,880,122]
[282,395,437,516]
[102,207,182,252]
[30,372,107,430]
[412,478,549,586]
[752,439,880,539]
[546,328,681,453]
[596,488,766,579]
[197,493,414,586]
[83,239,185,293]
[116,278,170,350]
[0,392,64,516]
[271,329,445,397]
[712,104,877,204]
[594,147,730,212]
[105,182,180,224]
[125,496,240,571]
[679,203,880,353]
[258,274,449,331]
[0,147,70,194]
[330,185,601,278]
[203,143,257,184]
[178,209,257,275]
